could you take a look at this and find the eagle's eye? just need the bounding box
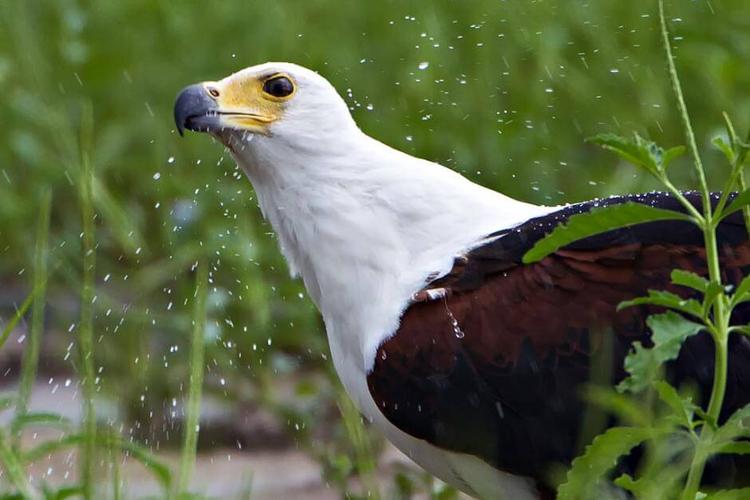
[263,75,295,98]
[207,86,220,98]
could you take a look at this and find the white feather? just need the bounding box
[216,62,555,498]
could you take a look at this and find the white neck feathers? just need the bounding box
[228,129,549,373]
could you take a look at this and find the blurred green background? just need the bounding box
[0,0,748,497]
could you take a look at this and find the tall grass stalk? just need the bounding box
[14,189,52,448]
[1,291,35,350]
[338,390,381,499]
[177,262,208,496]
[110,435,121,500]
[78,104,97,500]
[0,429,35,498]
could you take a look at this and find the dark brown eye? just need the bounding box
[263,76,294,98]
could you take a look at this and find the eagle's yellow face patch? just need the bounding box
[203,72,297,133]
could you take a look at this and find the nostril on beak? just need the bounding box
[174,84,217,137]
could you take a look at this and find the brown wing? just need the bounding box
[367,192,750,489]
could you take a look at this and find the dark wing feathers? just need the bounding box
[367,192,750,487]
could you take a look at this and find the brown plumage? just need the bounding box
[367,192,750,490]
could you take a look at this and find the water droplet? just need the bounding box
[167,156,175,164]
[444,306,465,339]
[153,172,161,180]
[418,61,430,70]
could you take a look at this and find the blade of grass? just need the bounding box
[0,289,35,350]
[177,261,208,496]
[15,189,52,449]
[78,102,97,500]
[0,429,36,498]
[338,388,381,500]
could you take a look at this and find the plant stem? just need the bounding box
[682,224,731,500]
[657,2,732,497]
[15,189,52,449]
[682,445,708,500]
[79,109,97,500]
[703,222,730,422]
[177,262,208,496]
[658,0,710,216]
[660,176,704,223]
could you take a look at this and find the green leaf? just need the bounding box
[647,312,704,362]
[11,412,71,435]
[558,426,652,500]
[704,488,750,500]
[21,432,172,491]
[730,274,750,308]
[584,385,651,427]
[614,473,639,494]
[618,312,704,393]
[618,290,704,320]
[716,404,750,443]
[617,342,659,394]
[702,282,724,317]
[41,485,83,500]
[663,145,687,169]
[732,325,750,337]
[587,133,665,176]
[713,136,736,164]
[713,442,750,455]
[523,203,690,264]
[23,434,84,463]
[588,132,686,174]
[587,133,655,172]
[671,269,709,293]
[654,381,696,429]
[720,189,750,222]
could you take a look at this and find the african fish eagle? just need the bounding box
[174,62,750,499]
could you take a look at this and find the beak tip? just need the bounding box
[174,83,215,138]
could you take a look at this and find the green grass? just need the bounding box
[78,102,98,500]
[177,261,208,497]
[14,188,51,435]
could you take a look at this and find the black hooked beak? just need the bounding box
[174,84,219,137]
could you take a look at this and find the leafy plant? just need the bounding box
[525,2,750,498]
